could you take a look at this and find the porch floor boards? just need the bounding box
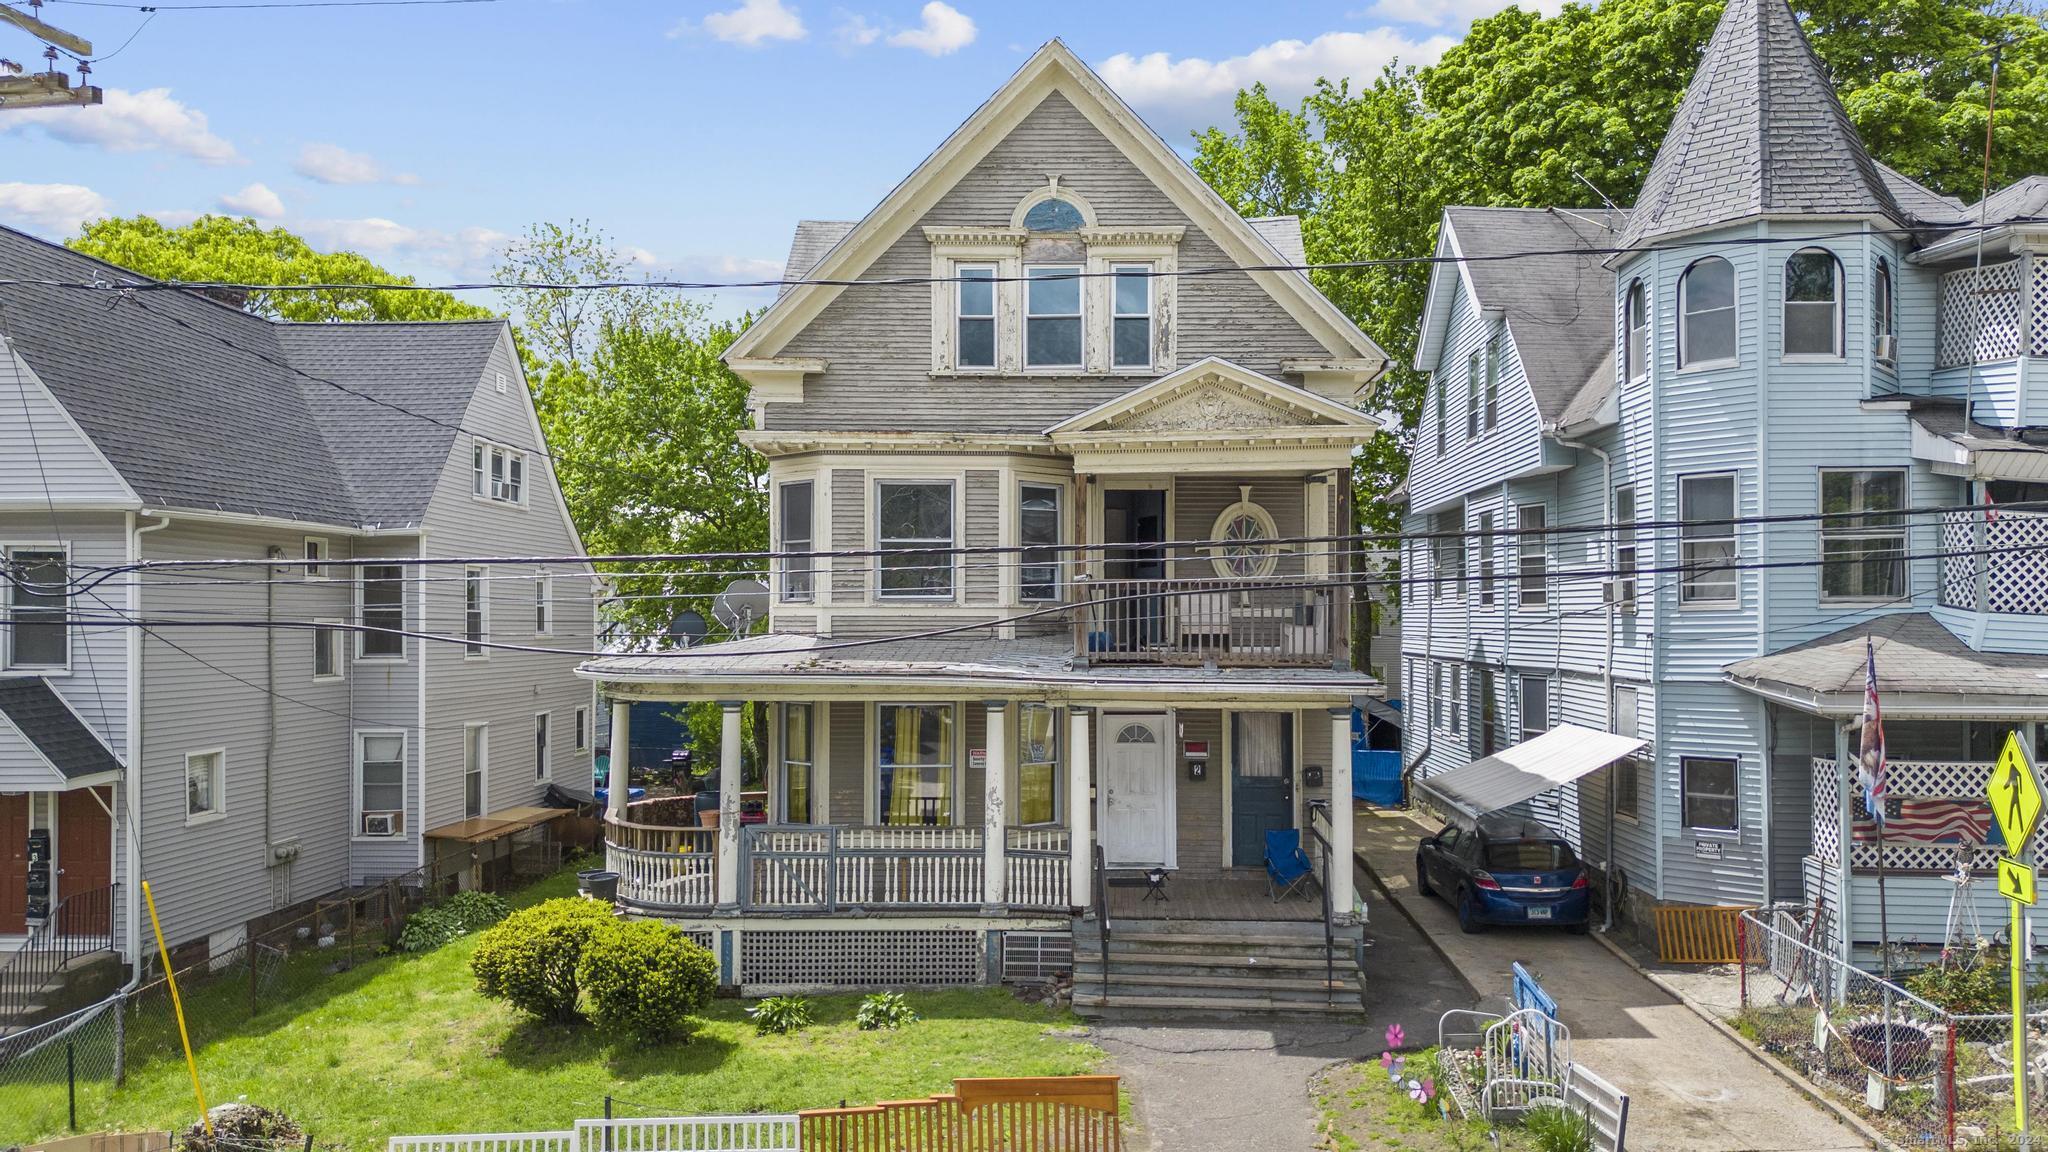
[1105,869,1322,922]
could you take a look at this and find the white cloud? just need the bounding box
[886,2,974,55]
[293,142,419,186]
[0,88,238,164]
[1098,28,1457,139]
[1353,0,1564,28]
[836,12,880,46]
[217,182,285,219]
[293,217,512,279]
[0,182,112,237]
[697,0,806,46]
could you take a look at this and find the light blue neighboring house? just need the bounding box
[1400,0,2048,958]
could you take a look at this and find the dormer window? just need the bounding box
[1026,266,1083,369]
[1023,197,1085,232]
[1784,247,1842,357]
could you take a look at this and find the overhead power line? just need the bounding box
[46,0,512,9]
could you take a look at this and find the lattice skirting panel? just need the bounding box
[737,929,985,988]
[997,930,1074,983]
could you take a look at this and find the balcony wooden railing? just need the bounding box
[1076,576,1334,666]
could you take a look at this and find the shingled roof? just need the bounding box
[1444,206,1629,424]
[0,226,507,529]
[1620,0,1903,249]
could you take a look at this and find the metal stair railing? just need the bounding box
[0,883,118,1036]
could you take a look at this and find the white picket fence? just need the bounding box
[390,1116,800,1152]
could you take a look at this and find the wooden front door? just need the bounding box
[0,794,27,935]
[1231,712,1295,868]
[1101,715,1170,868]
[57,788,112,935]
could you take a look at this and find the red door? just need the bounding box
[0,794,26,935]
[57,788,112,935]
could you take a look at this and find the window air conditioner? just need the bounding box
[1874,335,1897,363]
[362,812,399,837]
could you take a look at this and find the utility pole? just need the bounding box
[0,1,102,111]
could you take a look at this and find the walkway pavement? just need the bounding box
[1100,852,1480,1152]
[1353,807,1867,1152]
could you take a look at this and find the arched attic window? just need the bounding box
[1784,247,1843,358]
[1678,257,1737,369]
[1023,198,1086,232]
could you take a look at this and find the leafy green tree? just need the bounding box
[67,215,491,322]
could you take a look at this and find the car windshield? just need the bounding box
[1485,840,1577,871]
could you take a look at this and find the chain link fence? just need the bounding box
[1736,903,2048,1149]
[1,852,573,1142]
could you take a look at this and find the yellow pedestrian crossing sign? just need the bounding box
[1988,733,2043,852]
[2001,856,2038,907]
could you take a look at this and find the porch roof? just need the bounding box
[0,676,123,788]
[1724,613,2048,719]
[580,633,1379,704]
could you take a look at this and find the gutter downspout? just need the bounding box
[1399,512,1435,803]
[124,510,171,988]
[1551,431,1618,930]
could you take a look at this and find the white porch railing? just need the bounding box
[607,840,718,911]
[723,824,1073,913]
[389,1116,800,1152]
[389,1134,576,1152]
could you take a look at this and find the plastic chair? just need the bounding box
[1265,828,1317,901]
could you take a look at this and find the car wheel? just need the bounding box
[1456,887,1484,934]
[1415,855,1433,898]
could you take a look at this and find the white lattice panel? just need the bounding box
[1938,260,2025,367]
[2032,257,2048,356]
[1940,510,1977,610]
[1811,759,1839,864]
[1984,512,2048,615]
[1815,758,2048,873]
[738,928,983,987]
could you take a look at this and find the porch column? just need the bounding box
[716,700,743,912]
[1068,707,1092,908]
[983,700,1008,910]
[1328,707,1356,921]
[606,699,631,821]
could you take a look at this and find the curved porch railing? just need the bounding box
[604,803,718,911]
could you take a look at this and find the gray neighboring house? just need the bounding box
[0,226,598,980]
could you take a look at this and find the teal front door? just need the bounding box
[1230,712,1294,867]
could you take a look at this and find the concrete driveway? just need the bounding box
[1354,807,1869,1152]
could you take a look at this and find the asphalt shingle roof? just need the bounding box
[0,226,505,529]
[0,677,123,779]
[1445,206,1628,424]
[1621,0,1904,249]
[1726,613,2048,709]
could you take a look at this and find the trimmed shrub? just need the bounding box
[747,995,813,1035]
[470,897,614,1022]
[577,920,718,1045]
[854,991,918,1031]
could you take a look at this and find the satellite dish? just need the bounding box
[711,579,771,633]
[667,609,709,648]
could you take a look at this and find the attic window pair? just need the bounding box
[953,263,1153,371]
[472,440,526,505]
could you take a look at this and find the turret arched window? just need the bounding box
[1625,279,1649,381]
[1678,257,1737,369]
[1873,256,1896,364]
[1783,247,1842,357]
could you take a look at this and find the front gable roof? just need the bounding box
[1047,356,1377,436]
[726,39,1387,374]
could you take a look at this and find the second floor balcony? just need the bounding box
[1076,575,1336,667]
[1939,507,2048,616]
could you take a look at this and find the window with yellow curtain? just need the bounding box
[1017,703,1059,825]
[877,704,953,825]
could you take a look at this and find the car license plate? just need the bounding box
[1527,906,1553,921]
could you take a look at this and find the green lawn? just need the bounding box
[6,874,1101,1151]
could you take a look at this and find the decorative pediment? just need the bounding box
[1118,381,1304,432]
[1046,356,1376,437]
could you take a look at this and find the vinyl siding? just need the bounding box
[345,534,422,884]
[1407,269,1546,514]
[769,90,1332,434]
[0,511,129,767]
[419,332,595,835]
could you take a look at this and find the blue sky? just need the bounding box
[0,0,1541,316]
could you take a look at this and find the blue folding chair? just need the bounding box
[1265,828,1317,902]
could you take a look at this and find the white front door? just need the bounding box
[1102,714,1170,867]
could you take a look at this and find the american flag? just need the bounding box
[1858,637,1887,826]
[1852,796,1991,845]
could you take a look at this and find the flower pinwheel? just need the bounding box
[1380,1050,1406,1081]
[1386,1023,1406,1049]
[1406,1077,1435,1105]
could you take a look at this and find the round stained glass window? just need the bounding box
[1022,197,1086,232]
[1211,499,1278,579]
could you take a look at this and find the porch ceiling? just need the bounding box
[1725,612,2048,718]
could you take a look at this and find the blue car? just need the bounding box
[1414,816,1590,934]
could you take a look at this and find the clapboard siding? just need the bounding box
[826,701,864,824]
[770,91,1332,434]
[420,332,595,836]
[830,468,866,603]
[1174,709,1222,872]
[965,470,1001,605]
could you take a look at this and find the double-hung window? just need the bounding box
[1625,280,1649,381]
[1613,486,1638,614]
[1679,474,1737,605]
[778,480,815,602]
[877,481,954,599]
[534,571,553,636]
[877,703,953,825]
[313,620,343,680]
[1682,756,1738,832]
[1431,663,1446,729]
[1025,266,1082,369]
[1477,511,1496,605]
[358,564,405,659]
[1516,505,1548,608]
[1465,351,1481,439]
[1873,257,1896,363]
[1017,703,1059,826]
[534,712,551,781]
[1783,248,1841,357]
[1112,264,1152,369]
[1678,257,1737,368]
[464,565,488,657]
[1435,383,1447,456]
[955,265,996,370]
[1611,686,1640,820]
[574,705,589,752]
[463,724,487,820]
[5,547,68,669]
[356,732,405,836]
[473,441,525,505]
[1019,483,1062,602]
[1449,665,1464,735]
[1518,675,1551,744]
[1820,469,1906,601]
[782,703,814,824]
[186,749,225,823]
[1483,339,1499,431]
[1433,507,1463,600]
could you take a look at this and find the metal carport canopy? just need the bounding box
[1416,723,1649,822]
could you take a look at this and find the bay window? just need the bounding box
[1625,279,1648,381]
[1783,247,1841,357]
[779,480,815,602]
[877,480,954,598]
[877,703,953,825]
[1679,257,1737,368]
[1019,483,1061,602]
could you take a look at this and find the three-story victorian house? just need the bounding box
[581,41,1389,1011]
[1402,0,2048,963]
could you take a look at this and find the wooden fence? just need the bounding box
[799,1076,1121,1152]
[1652,904,1753,964]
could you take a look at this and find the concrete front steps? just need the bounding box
[0,949,123,1036]
[1070,917,1365,1018]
